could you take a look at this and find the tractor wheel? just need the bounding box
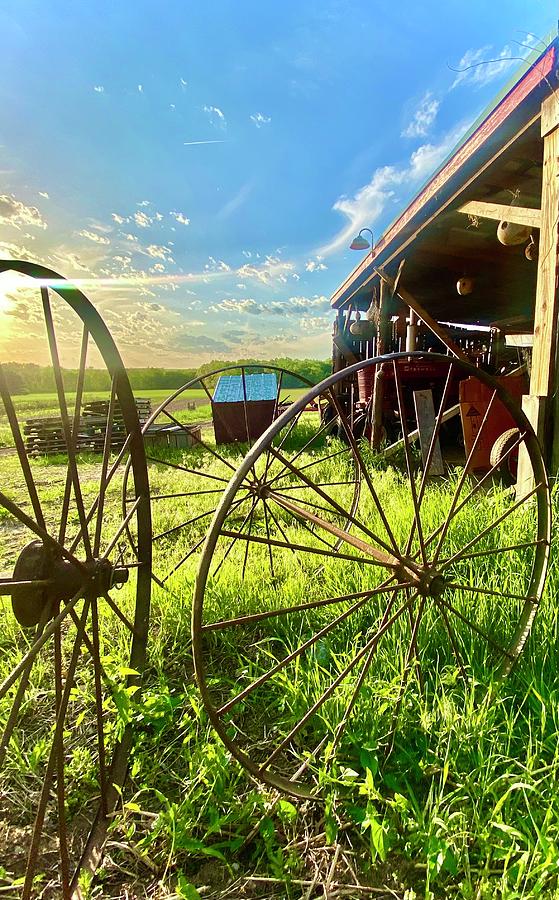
[490,427,521,485]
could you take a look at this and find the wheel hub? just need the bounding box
[11,541,129,628]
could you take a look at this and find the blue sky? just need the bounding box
[0,0,555,367]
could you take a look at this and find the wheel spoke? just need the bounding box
[93,377,117,556]
[437,540,544,565]
[241,497,258,580]
[439,483,541,570]
[59,324,89,545]
[161,407,237,474]
[202,583,404,631]
[443,582,532,602]
[145,455,230,484]
[436,594,515,660]
[69,434,133,556]
[0,365,46,530]
[267,490,399,568]
[263,501,275,578]
[212,499,259,578]
[434,598,468,683]
[328,387,400,555]
[101,496,143,560]
[53,606,71,897]
[218,528,399,567]
[41,287,93,559]
[0,586,89,701]
[101,591,136,634]
[430,390,499,565]
[261,369,285,484]
[268,446,402,561]
[90,598,108,816]
[392,360,427,564]
[216,576,399,717]
[259,587,418,772]
[22,597,91,900]
[0,604,52,767]
[419,430,528,562]
[387,594,425,752]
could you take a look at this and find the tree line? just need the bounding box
[1,358,331,395]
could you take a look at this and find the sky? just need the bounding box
[0,0,555,368]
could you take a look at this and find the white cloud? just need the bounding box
[38,191,49,199]
[124,233,138,242]
[149,263,166,273]
[133,211,152,228]
[451,44,516,89]
[319,123,466,256]
[305,258,328,273]
[137,200,151,207]
[77,229,110,244]
[203,105,227,129]
[93,85,104,93]
[138,84,143,93]
[112,213,126,224]
[250,112,272,128]
[144,244,174,261]
[0,194,47,229]
[171,211,190,225]
[402,92,440,138]
[180,77,188,88]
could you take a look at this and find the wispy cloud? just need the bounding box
[77,229,110,244]
[180,77,188,89]
[402,92,440,138]
[38,191,49,200]
[137,84,143,93]
[93,85,104,93]
[450,44,517,89]
[203,105,227,129]
[250,112,272,128]
[183,139,227,146]
[319,123,465,256]
[305,258,327,273]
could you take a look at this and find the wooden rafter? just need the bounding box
[458,200,541,228]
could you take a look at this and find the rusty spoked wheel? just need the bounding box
[192,353,550,798]
[0,262,151,897]
[123,365,361,592]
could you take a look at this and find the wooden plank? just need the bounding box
[458,200,541,229]
[505,333,533,348]
[384,402,460,458]
[516,395,546,500]
[375,268,470,363]
[528,114,559,399]
[541,91,559,137]
[413,389,444,476]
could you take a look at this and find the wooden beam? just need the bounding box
[458,200,541,229]
[375,268,470,363]
[529,95,559,400]
[384,403,460,458]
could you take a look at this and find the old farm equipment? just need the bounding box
[1,33,559,897]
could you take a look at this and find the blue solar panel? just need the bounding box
[212,373,277,403]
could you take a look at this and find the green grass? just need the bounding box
[0,437,558,899]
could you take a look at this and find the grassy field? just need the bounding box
[0,426,558,899]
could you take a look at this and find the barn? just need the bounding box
[329,32,559,490]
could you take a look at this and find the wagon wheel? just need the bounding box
[192,353,550,798]
[0,261,151,897]
[123,365,361,592]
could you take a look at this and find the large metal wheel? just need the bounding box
[123,365,361,592]
[0,262,151,897]
[192,353,550,799]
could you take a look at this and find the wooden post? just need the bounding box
[413,389,444,476]
[370,280,389,448]
[517,93,559,495]
[406,309,418,352]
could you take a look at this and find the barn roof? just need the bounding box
[330,33,558,321]
[212,373,277,403]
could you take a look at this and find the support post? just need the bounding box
[517,93,559,495]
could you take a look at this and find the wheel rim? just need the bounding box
[123,365,361,592]
[0,261,152,897]
[192,352,550,798]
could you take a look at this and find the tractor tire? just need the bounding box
[490,427,521,485]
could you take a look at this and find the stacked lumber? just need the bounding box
[24,398,151,456]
